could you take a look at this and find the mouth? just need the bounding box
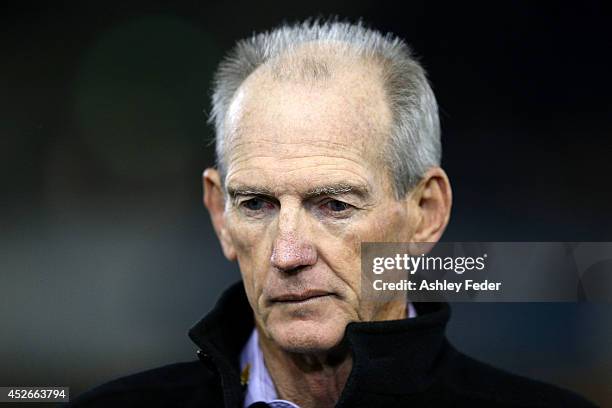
[271,290,334,304]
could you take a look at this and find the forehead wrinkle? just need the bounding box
[226,154,375,195]
[223,119,387,187]
[226,141,369,173]
[227,139,366,162]
[231,137,364,148]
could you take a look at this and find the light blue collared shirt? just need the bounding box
[240,303,417,408]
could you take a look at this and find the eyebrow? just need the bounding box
[303,183,369,199]
[227,185,275,199]
[227,182,370,200]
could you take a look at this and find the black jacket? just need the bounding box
[69,282,595,407]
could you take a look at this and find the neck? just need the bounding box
[257,330,352,408]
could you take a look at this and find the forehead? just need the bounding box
[223,53,393,192]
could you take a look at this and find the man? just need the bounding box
[70,20,594,407]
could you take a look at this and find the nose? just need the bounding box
[270,207,317,273]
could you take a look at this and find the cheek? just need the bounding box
[320,205,412,286]
[226,212,270,260]
[372,202,415,241]
[225,216,273,303]
[313,221,378,295]
[355,203,411,242]
[322,230,362,286]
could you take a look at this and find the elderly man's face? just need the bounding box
[204,61,443,353]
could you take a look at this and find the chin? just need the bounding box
[272,319,346,353]
[260,296,354,353]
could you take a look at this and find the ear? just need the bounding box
[203,168,237,261]
[409,167,452,243]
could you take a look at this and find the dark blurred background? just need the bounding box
[1,1,611,406]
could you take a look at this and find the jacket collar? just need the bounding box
[188,281,451,407]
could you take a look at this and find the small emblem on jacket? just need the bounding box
[240,363,251,386]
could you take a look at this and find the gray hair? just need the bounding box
[208,19,441,197]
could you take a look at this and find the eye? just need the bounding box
[323,199,350,212]
[242,197,268,211]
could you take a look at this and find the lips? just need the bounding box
[271,290,332,303]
